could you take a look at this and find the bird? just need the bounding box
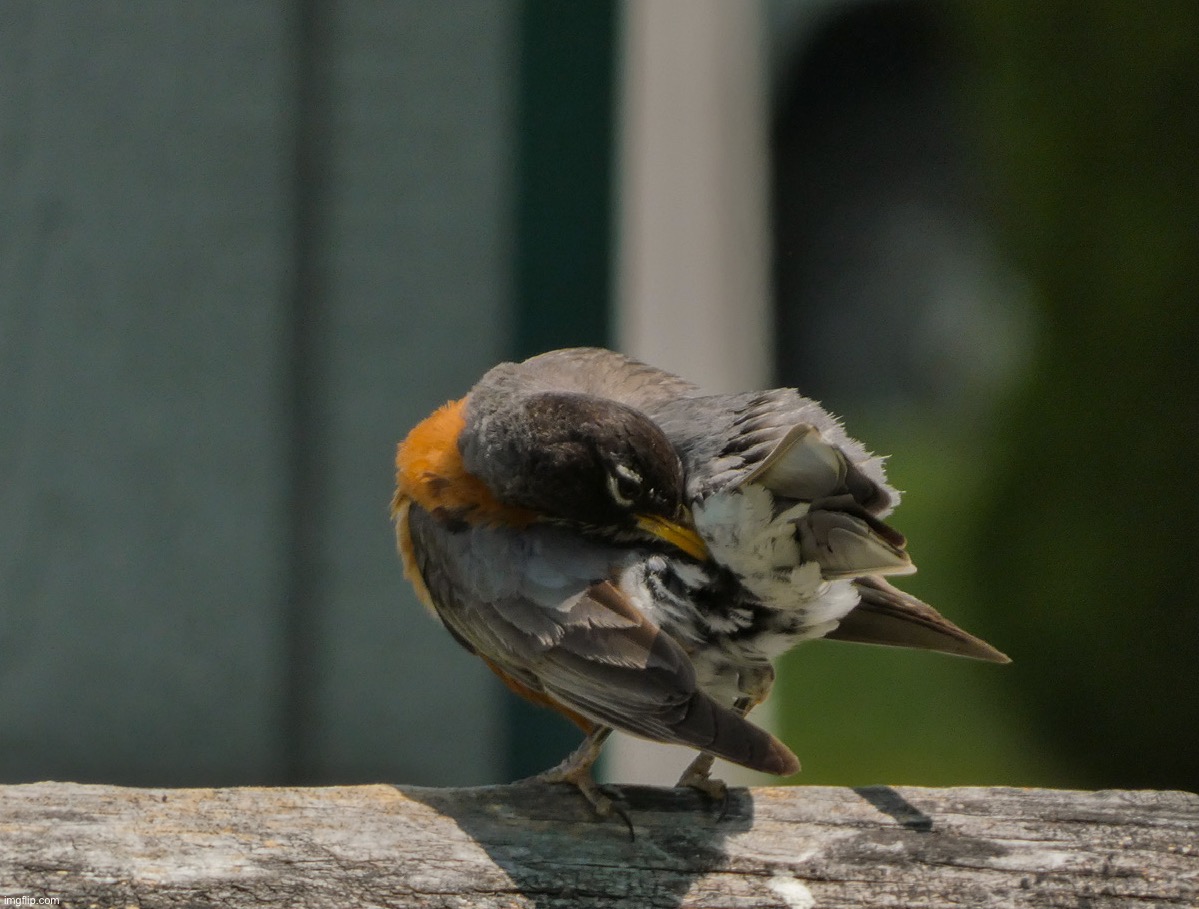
[392,347,1008,822]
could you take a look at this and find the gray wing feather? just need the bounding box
[407,505,699,731]
[407,504,796,772]
[647,390,896,513]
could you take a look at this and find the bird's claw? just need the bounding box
[535,766,635,840]
[676,754,732,818]
[679,771,729,803]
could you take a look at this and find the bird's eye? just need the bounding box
[606,463,643,507]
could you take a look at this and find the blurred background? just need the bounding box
[1,1,1195,794]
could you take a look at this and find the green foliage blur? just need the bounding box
[779,2,1199,793]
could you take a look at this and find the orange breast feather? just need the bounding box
[392,398,534,617]
[393,397,536,528]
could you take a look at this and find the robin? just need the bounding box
[393,347,1007,821]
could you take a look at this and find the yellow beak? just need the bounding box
[635,513,710,562]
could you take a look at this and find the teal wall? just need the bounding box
[0,2,521,786]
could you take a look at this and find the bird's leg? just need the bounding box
[679,664,776,800]
[676,693,759,805]
[532,725,632,835]
[676,671,776,810]
[676,750,722,798]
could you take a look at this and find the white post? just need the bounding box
[615,0,772,394]
[609,0,774,785]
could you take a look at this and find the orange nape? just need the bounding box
[393,397,537,528]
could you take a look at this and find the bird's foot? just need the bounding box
[676,753,730,817]
[526,726,634,838]
[678,770,729,803]
[535,762,631,829]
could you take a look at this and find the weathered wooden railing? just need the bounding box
[2,782,1196,907]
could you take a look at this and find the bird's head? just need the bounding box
[460,390,708,560]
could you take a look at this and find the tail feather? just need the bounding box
[828,576,1011,663]
[668,690,800,776]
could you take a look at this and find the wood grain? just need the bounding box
[2,782,1196,908]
